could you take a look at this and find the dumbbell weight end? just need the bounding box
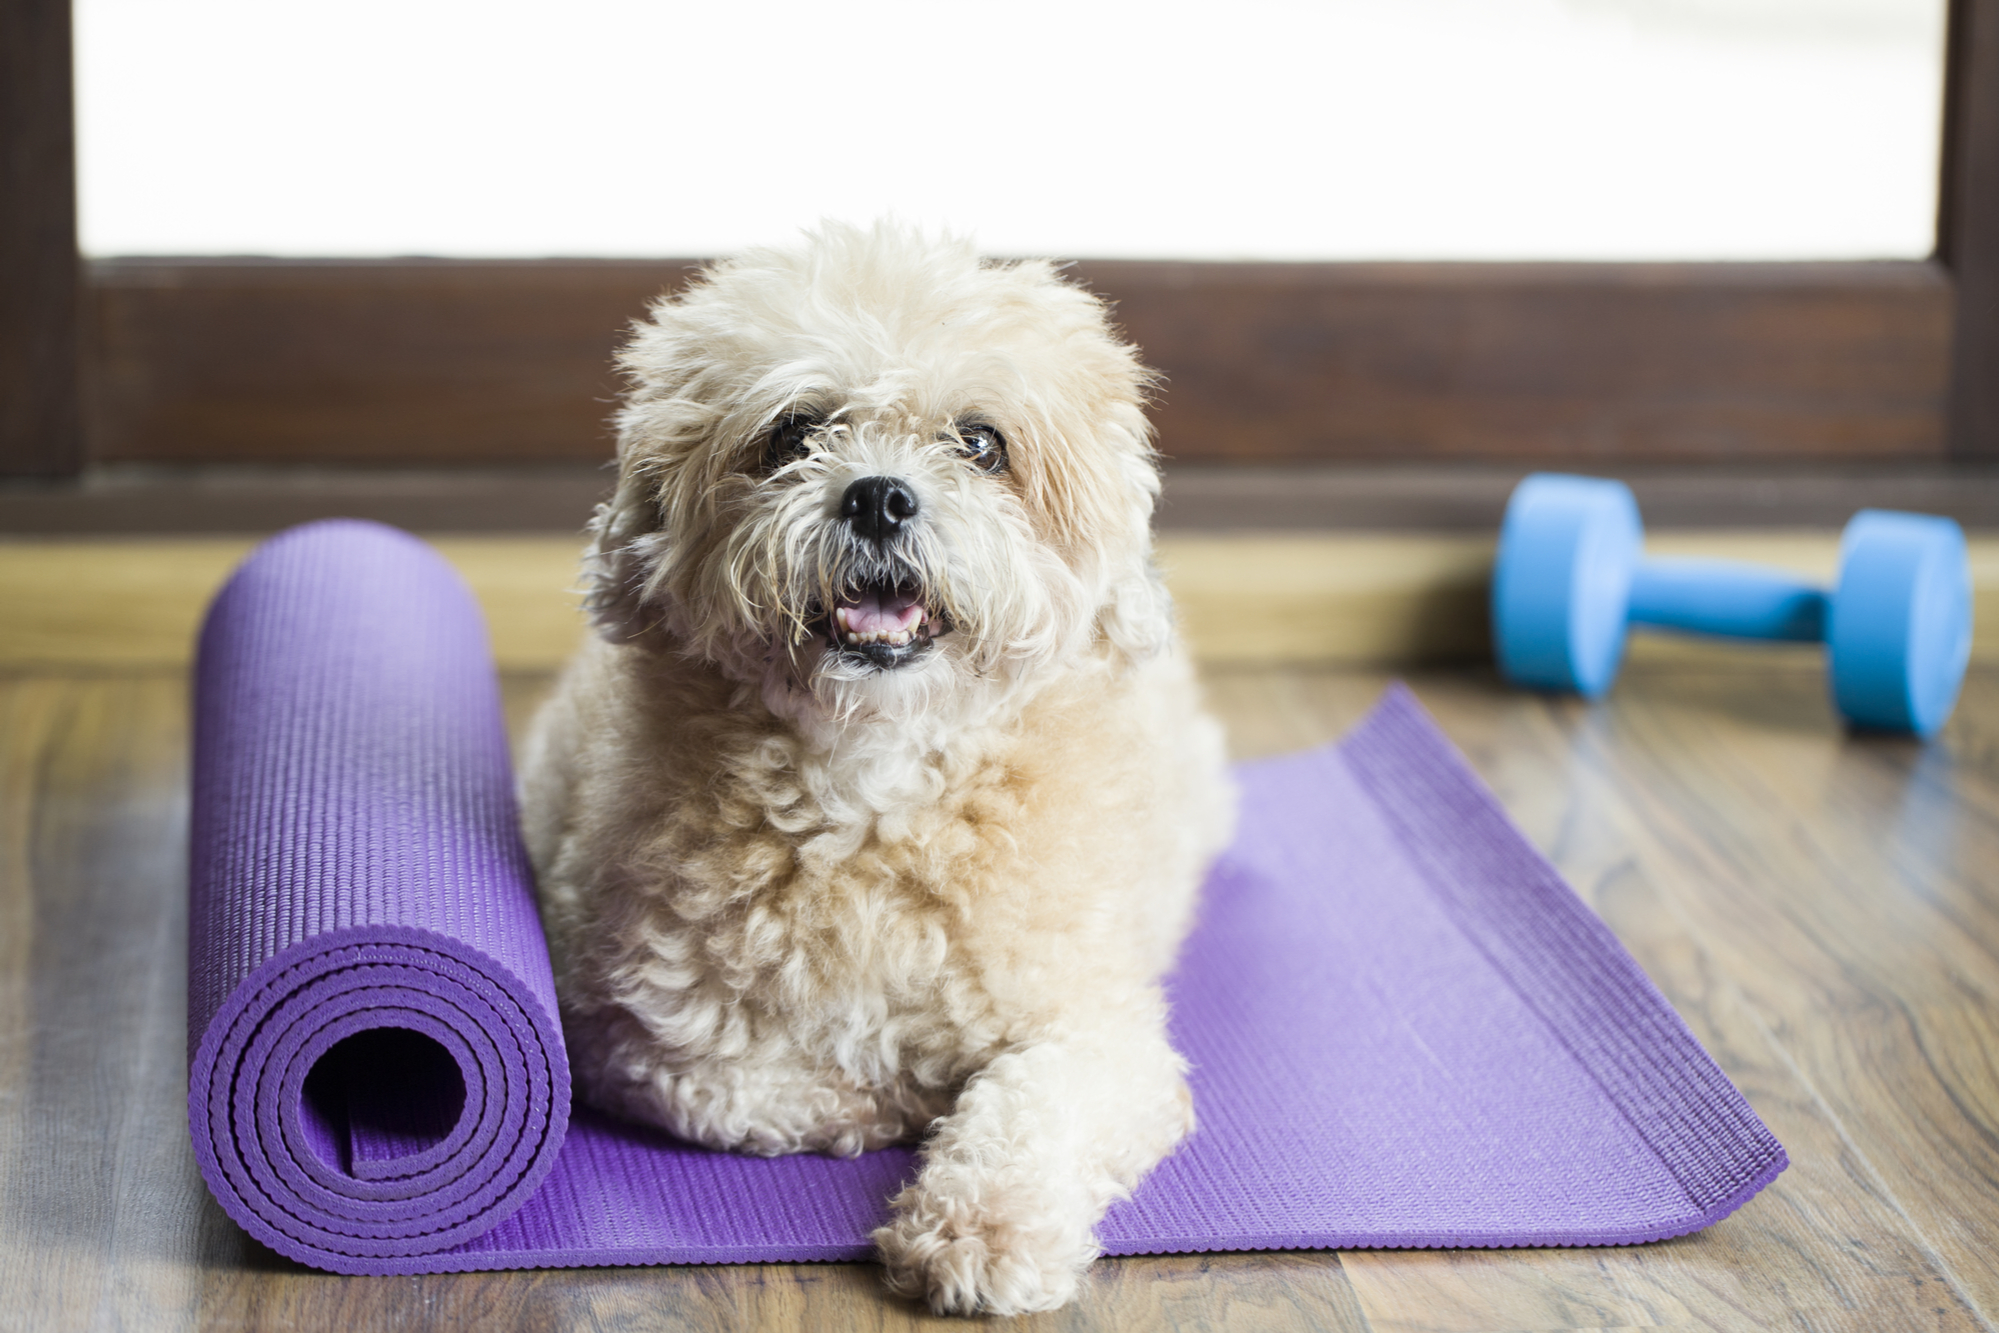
[1826,510,1971,736]
[1491,474,1641,698]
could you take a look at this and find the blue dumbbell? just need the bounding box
[1491,473,1972,735]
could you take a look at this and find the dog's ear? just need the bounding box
[581,461,668,645]
[1099,558,1176,666]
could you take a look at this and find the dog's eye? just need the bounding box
[954,423,1008,475]
[764,412,824,473]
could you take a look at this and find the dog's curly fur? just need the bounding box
[519,222,1234,1315]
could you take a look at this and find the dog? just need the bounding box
[519,222,1234,1315]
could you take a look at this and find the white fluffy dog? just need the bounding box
[520,222,1234,1315]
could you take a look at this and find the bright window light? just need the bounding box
[76,0,1947,260]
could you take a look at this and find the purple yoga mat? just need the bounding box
[188,521,1786,1275]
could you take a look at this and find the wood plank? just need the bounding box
[1544,682,1999,1321]
[0,676,213,1329]
[0,0,82,478]
[180,1250,1370,1333]
[3,533,1992,675]
[81,259,1953,469]
[1162,534,1493,665]
[0,537,589,672]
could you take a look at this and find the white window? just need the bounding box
[77,0,1947,260]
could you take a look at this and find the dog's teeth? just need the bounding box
[835,613,925,651]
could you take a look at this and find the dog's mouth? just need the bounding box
[815,581,949,671]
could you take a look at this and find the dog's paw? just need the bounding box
[872,1185,1092,1316]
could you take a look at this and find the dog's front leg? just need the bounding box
[872,1005,1193,1315]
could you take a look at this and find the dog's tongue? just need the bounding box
[838,587,925,638]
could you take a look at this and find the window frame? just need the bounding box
[2,0,1992,488]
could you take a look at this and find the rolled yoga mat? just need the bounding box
[189,521,1787,1275]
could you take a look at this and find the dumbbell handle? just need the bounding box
[1628,558,1827,642]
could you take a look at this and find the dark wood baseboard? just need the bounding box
[1157,461,1999,531]
[0,465,612,536]
[4,462,1990,537]
[79,258,1957,472]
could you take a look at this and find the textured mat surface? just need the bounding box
[187,521,1787,1275]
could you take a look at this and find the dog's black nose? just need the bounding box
[840,476,919,543]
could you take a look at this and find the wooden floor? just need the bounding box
[1,653,1993,1331]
